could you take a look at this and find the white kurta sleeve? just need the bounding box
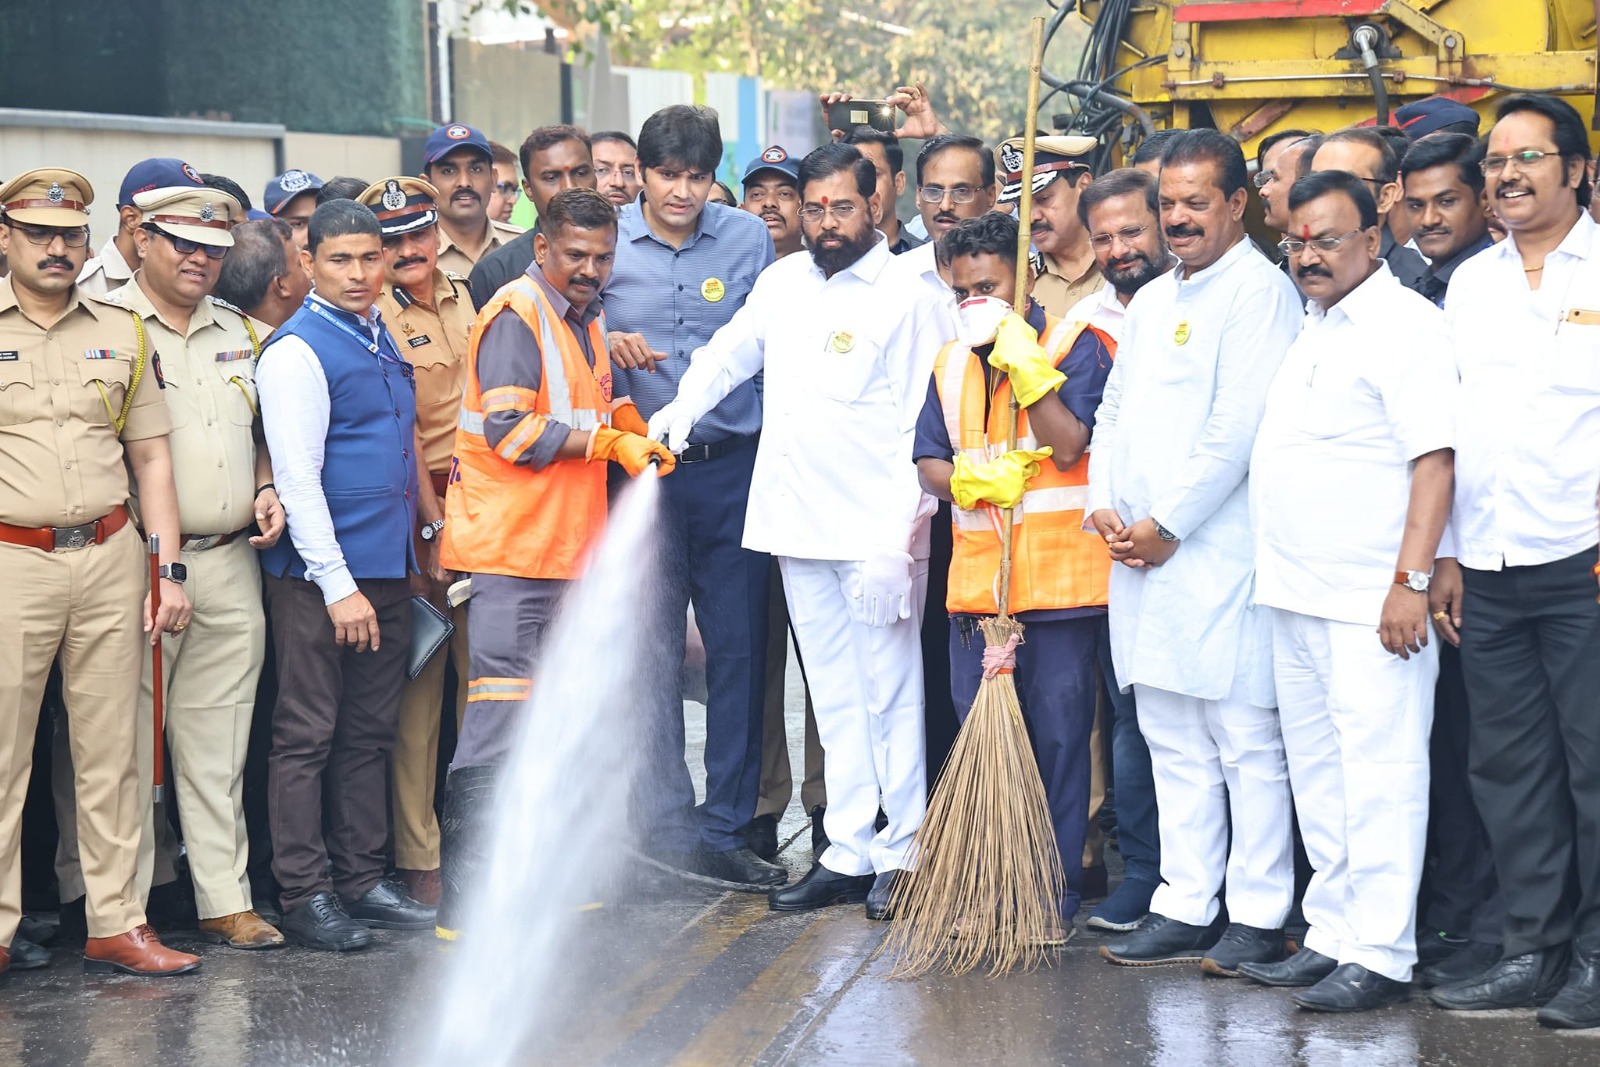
[255,336,356,606]
[880,295,958,554]
[675,271,773,421]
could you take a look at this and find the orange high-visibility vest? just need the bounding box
[934,315,1117,615]
[441,277,615,580]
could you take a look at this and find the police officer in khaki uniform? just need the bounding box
[77,158,206,298]
[106,186,285,948]
[421,123,524,277]
[358,176,472,905]
[0,168,199,978]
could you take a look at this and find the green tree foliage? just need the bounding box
[556,1,1086,144]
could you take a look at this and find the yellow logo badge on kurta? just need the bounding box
[701,277,725,302]
[1173,320,1191,346]
[830,330,855,353]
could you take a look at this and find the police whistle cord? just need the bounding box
[880,15,1067,979]
[147,534,166,806]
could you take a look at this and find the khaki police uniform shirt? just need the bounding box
[0,277,171,528]
[1033,250,1106,320]
[76,236,136,299]
[102,279,263,537]
[375,270,472,475]
[436,218,523,278]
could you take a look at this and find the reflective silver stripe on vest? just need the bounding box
[459,409,485,435]
[508,281,601,432]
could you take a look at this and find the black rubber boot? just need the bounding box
[437,764,499,938]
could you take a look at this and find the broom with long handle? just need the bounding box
[882,15,1066,978]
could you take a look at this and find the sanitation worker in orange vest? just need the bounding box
[435,188,675,935]
[911,212,1114,944]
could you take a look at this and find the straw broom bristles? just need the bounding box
[879,615,1066,978]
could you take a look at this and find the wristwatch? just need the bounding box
[1395,569,1430,593]
[159,562,188,585]
[420,519,446,542]
[1155,521,1178,542]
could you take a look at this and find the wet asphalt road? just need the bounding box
[6,667,1600,1065]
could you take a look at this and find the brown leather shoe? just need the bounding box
[198,911,286,950]
[397,867,442,907]
[83,924,201,976]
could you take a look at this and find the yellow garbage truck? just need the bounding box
[1049,0,1600,162]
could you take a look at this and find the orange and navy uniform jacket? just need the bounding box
[911,302,1116,618]
[440,272,646,581]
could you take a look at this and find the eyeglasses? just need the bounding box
[1089,225,1150,251]
[1277,229,1366,256]
[1251,170,1277,189]
[595,164,638,182]
[1482,149,1557,176]
[798,202,859,223]
[145,224,227,260]
[919,185,980,205]
[4,222,90,248]
[494,181,518,197]
[745,186,798,204]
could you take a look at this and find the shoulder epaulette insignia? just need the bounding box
[207,295,247,317]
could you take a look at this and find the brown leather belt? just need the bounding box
[0,505,130,553]
[182,528,246,551]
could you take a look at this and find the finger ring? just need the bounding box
[1431,611,1447,621]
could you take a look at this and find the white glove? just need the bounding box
[646,401,696,454]
[854,549,914,628]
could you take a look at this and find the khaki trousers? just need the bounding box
[55,537,265,919]
[2,525,145,943]
[754,560,825,819]
[392,602,468,870]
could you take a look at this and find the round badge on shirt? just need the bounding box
[1173,320,1191,346]
[701,277,725,303]
[831,330,855,353]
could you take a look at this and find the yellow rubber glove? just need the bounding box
[589,426,677,476]
[949,446,1054,510]
[987,312,1066,408]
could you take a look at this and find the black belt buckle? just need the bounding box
[53,521,97,551]
[677,443,714,464]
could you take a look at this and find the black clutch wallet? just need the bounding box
[408,595,455,680]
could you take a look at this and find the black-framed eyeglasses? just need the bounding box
[3,221,91,248]
[144,224,227,260]
[1482,149,1557,176]
[1277,229,1366,256]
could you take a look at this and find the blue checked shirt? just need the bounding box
[604,199,775,443]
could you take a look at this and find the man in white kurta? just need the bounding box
[1088,130,1301,973]
[650,144,955,918]
[1242,171,1456,1011]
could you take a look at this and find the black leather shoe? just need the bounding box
[1293,963,1409,1012]
[1416,929,1469,969]
[810,806,829,856]
[8,935,50,970]
[438,764,497,935]
[865,870,905,921]
[1538,935,1600,1029]
[1430,947,1570,1010]
[742,815,780,862]
[281,892,372,952]
[17,916,56,947]
[346,878,437,930]
[1416,940,1500,989]
[1239,947,1339,987]
[769,863,873,912]
[1201,922,1287,977]
[1100,913,1222,966]
[696,847,788,891]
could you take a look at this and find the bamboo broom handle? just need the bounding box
[997,15,1047,622]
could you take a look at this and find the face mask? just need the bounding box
[957,295,1012,346]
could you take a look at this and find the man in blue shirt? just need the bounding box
[604,104,785,889]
